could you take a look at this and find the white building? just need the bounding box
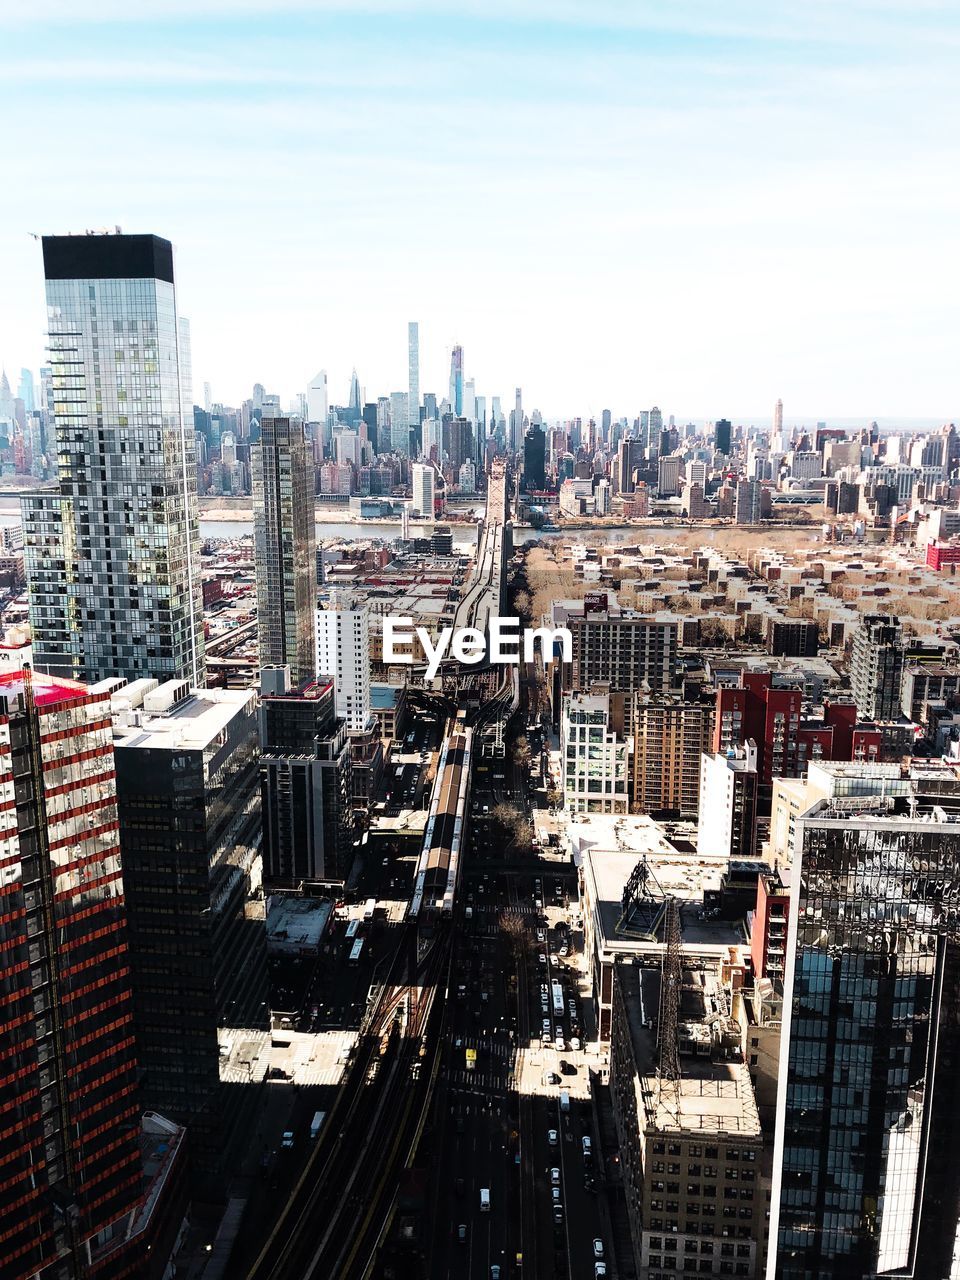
[307,370,328,424]
[458,460,477,493]
[595,478,611,514]
[412,463,436,518]
[697,743,758,860]
[561,690,629,815]
[316,594,371,733]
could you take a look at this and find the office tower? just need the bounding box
[407,321,420,427]
[595,478,611,514]
[688,461,708,489]
[771,797,960,1278]
[523,422,547,490]
[448,416,474,469]
[334,429,362,468]
[567,600,678,735]
[448,345,463,415]
[850,613,905,721]
[458,459,477,493]
[560,689,629,815]
[411,462,436,519]
[686,482,707,519]
[316,595,372,733]
[657,453,681,497]
[361,401,378,454]
[23,233,205,685]
[377,395,391,448]
[632,694,714,816]
[697,742,758,859]
[462,378,476,424]
[17,367,35,414]
[347,368,362,422]
[601,407,612,443]
[259,666,352,886]
[0,670,143,1280]
[307,368,328,426]
[734,478,762,525]
[423,391,438,422]
[649,405,662,437]
[253,416,317,685]
[610,962,765,1280]
[390,391,409,452]
[113,679,269,1194]
[514,387,523,451]
[616,437,645,494]
[714,418,732,454]
[773,397,783,436]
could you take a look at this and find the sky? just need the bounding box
[2,1,959,424]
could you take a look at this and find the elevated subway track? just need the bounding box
[408,723,473,925]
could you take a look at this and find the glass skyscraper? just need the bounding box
[772,797,960,1278]
[23,234,205,685]
[252,414,317,684]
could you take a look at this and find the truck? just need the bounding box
[480,1187,491,1212]
[552,981,564,1017]
[310,1110,326,1140]
[559,1090,570,1113]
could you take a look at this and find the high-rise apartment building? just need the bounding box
[850,613,905,721]
[259,666,352,886]
[112,679,269,1195]
[407,321,420,427]
[632,695,715,817]
[253,416,317,685]
[560,689,629,815]
[411,462,436,518]
[23,234,205,685]
[734,478,762,525]
[389,391,409,453]
[0,670,143,1280]
[316,595,372,734]
[771,796,960,1278]
[657,453,681,497]
[697,743,758,859]
[566,596,678,735]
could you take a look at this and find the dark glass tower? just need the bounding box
[773,796,960,1278]
[522,422,546,490]
[714,418,732,455]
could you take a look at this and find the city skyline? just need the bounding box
[2,2,959,419]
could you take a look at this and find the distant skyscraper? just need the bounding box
[412,461,437,519]
[449,345,464,416]
[23,233,205,685]
[772,796,960,1278]
[307,369,328,424]
[601,407,612,443]
[317,595,372,733]
[774,397,783,435]
[514,387,523,451]
[734,477,762,524]
[0,670,143,1280]
[523,423,547,490]
[347,368,362,421]
[408,322,420,426]
[463,378,476,422]
[253,416,317,684]
[714,417,732,455]
[17,367,34,414]
[850,614,905,721]
[390,391,409,452]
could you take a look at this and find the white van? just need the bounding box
[480,1187,491,1212]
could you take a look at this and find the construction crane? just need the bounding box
[656,895,683,1120]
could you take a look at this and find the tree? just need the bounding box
[512,735,532,770]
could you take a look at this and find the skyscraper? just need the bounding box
[448,345,464,416]
[850,614,905,721]
[113,679,269,1195]
[772,796,960,1278]
[347,368,362,422]
[23,233,205,685]
[0,670,143,1280]
[714,418,732,455]
[514,387,523,451]
[259,666,353,885]
[390,391,409,452]
[408,321,420,427]
[317,595,372,733]
[412,461,437,519]
[523,422,546,490]
[774,397,783,435]
[307,369,328,425]
[253,415,317,684]
[17,367,35,414]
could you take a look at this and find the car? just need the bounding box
[593,1239,604,1259]
[538,953,547,965]
[549,951,559,962]
[553,1204,564,1222]
[551,1187,561,1202]
[491,1268,501,1280]
[536,929,546,942]
[281,1131,294,1148]
[457,1224,467,1244]
[594,1265,607,1278]
[550,1167,560,1185]
[548,1129,558,1146]
[571,1037,581,1050]
[554,1035,565,1051]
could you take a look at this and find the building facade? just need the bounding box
[112,679,269,1195]
[252,415,317,685]
[568,604,678,736]
[772,797,960,1278]
[850,614,905,722]
[632,695,715,817]
[259,668,352,886]
[561,689,629,815]
[698,744,758,860]
[0,671,143,1280]
[316,595,372,734]
[411,463,436,519]
[23,234,205,685]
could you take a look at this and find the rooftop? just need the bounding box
[266,896,333,953]
[0,668,93,707]
[111,680,255,752]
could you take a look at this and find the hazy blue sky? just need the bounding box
[2,1,958,423]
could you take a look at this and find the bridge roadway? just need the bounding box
[450,460,509,646]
